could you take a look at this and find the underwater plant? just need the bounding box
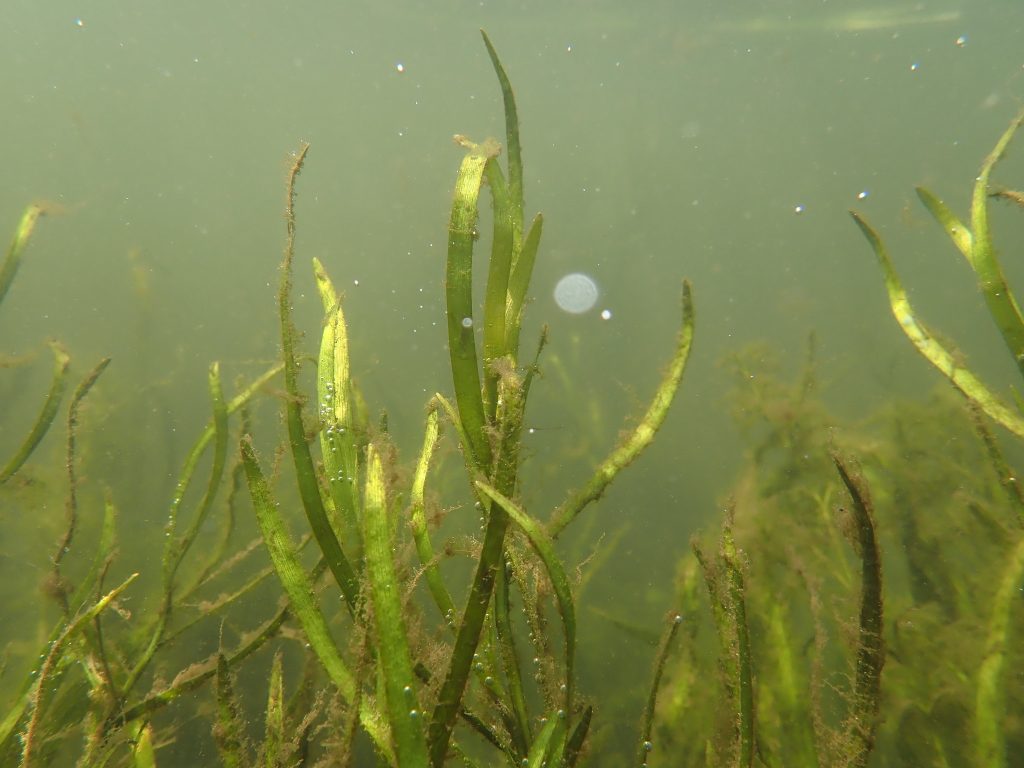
[0,32,694,767]
[651,111,1024,767]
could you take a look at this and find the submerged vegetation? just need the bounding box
[1,29,1023,768]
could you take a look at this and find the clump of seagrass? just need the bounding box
[238,29,696,768]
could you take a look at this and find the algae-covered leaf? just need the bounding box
[363,442,430,765]
[213,652,247,768]
[477,480,576,715]
[0,203,45,308]
[915,186,973,258]
[851,210,1024,437]
[550,280,695,536]
[0,340,69,484]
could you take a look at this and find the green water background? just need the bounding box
[1,0,1023,762]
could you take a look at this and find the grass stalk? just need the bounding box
[363,442,430,764]
[0,340,69,483]
[0,203,45,308]
[832,454,884,768]
[635,612,684,767]
[975,532,1024,767]
[278,143,360,614]
[240,435,393,761]
[549,280,695,537]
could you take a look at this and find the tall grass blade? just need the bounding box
[0,203,44,309]
[446,136,500,468]
[278,143,360,614]
[550,280,695,536]
[363,442,430,764]
[635,612,683,767]
[968,107,1024,376]
[850,211,1024,436]
[313,257,361,543]
[240,436,393,762]
[0,340,69,483]
[832,454,884,768]
[477,481,576,715]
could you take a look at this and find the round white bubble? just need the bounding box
[554,273,599,314]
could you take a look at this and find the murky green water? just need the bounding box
[2,1,1023,765]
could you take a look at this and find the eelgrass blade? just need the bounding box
[564,705,592,768]
[0,203,44,309]
[214,652,247,768]
[477,481,576,716]
[240,435,395,763]
[832,454,884,768]
[20,572,138,768]
[549,280,695,537]
[409,403,457,623]
[363,442,430,765]
[446,136,500,468]
[969,106,1024,378]
[166,361,228,583]
[721,519,755,768]
[428,502,511,766]
[692,509,754,768]
[131,722,156,768]
[278,143,360,614]
[53,356,111,607]
[915,186,973,258]
[481,30,523,248]
[975,532,1024,768]
[504,212,543,358]
[0,340,69,483]
[241,435,354,699]
[523,714,565,768]
[850,211,1024,437]
[482,159,515,419]
[313,257,361,542]
[635,612,684,767]
[263,652,285,766]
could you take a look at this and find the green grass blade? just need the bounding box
[851,211,1024,436]
[975,533,1024,768]
[481,30,523,247]
[721,519,755,768]
[20,572,138,768]
[263,652,285,765]
[279,144,360,614]
[241,435,355,698]
[549,280,695,537]
[505,212,543,358]
[166,361,229,582]
[915,186,973,258]
[214,652,247,768]
[446,137,500,469]
[408,403,457,624]
[523,715,565,768]
[477,481,576,715]
[0,203,45,309]
[832,455,884,768]
[635,613,683,766]
[0,340,69,483]
[363,442,430,765]
[482,159,514,419]
[969,106,1024,378]
[240,436,396,764]
[313,257,361,542]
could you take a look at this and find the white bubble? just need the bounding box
[461,316,473,329]
[554,273,599,314]
[600,308,612,320]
